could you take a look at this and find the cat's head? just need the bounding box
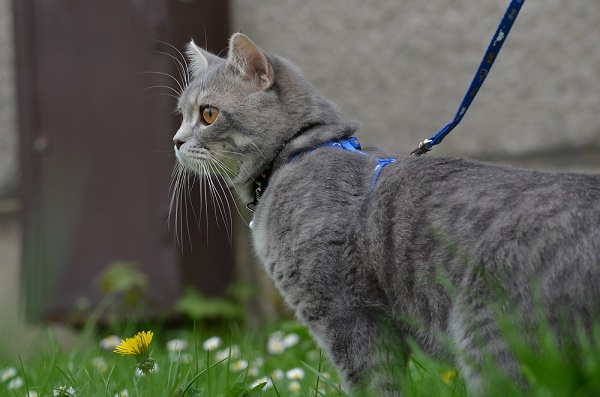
[173,33,349,204]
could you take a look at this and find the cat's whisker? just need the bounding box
[169,164,183,229]
[211,155,245,190]
[198,170,206,231]
[210,158,249,228]
[237,161,256,183]
[167,167,178,238]
[153,39,191,88]
[219,150,245,157]
[192,161,207,241]
[137,85,181,96]
[182,166,196,249]
[183,164,202,230]
[207,161,237,243]
[149,50,189,89]
[168,163,187,250]
[204,162,232,238]
[209,174,230,235]
[145,93,180,101]
[200,162,212,245]
[211,154,238,176]
[211,151,266,204]
[180,168,190,248]
[239,136,266,161]
[212,152,254,183]
[140,71,185,94]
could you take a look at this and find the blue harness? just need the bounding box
[313,137,396,191]
[248,137,396,212]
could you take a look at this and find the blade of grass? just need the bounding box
[180,357,228,396]
[301,361,349,396]
[313,350,323,397]
[270,375,281,397]
[83,368,102,396]
[18,355,31,397]
[102,365,117,397]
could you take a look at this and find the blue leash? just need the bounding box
[411,0,526,156]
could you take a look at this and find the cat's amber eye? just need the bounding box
[201,106,219,125]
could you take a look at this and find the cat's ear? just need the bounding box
[186,40,221,79]
[227,33,273,90]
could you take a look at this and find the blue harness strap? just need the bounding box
[248,137,394,216]
[311,137,396,191]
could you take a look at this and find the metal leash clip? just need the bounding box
[410,139,433,157]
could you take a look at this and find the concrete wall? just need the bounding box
[0,0,16,198]
[232,0,600,164]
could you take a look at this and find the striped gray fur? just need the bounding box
[173,33,600,396]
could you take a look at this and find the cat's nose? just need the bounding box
[174,138,185,149]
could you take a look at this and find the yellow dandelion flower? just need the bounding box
[440,370,457,384]
[114,331,153,357]
[114,331,156,375]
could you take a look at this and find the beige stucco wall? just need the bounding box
[232,0,600,161]
[0,1,599,196]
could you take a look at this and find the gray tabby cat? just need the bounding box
[172,33,600,395]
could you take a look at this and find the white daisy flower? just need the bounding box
[216,345,241,361]
[288,380,302,392]
[286,368,305,380]
[166,339,189,352]
[202,336,222,352]
[27,392,39,397]
[91,356,108,372]
[215,349,228,361]
[7,376,23,390]
[267,336,285,355]
[282,333,300,348]
[270,330,284,339]
[250,377,272,389]
[99,335,121,350]
[252,357,265,367]
[53,385,75,395]
[114,389,129,397]
[0,367,17,382]
[230,359,248,372]
[271,369,284,380]
[247,366,260,377]
[228,345,241,359]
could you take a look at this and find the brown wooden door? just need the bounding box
[13,0,233,321]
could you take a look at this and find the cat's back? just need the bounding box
[370,155,600,330]
[372,154,600,268]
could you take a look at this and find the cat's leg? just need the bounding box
[449,293,522,394]
[265,239,408,395]
[295,299,409,396]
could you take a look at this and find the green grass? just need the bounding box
[2,317,600,396]
[0,320,342,397]
[0,319,458,397]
